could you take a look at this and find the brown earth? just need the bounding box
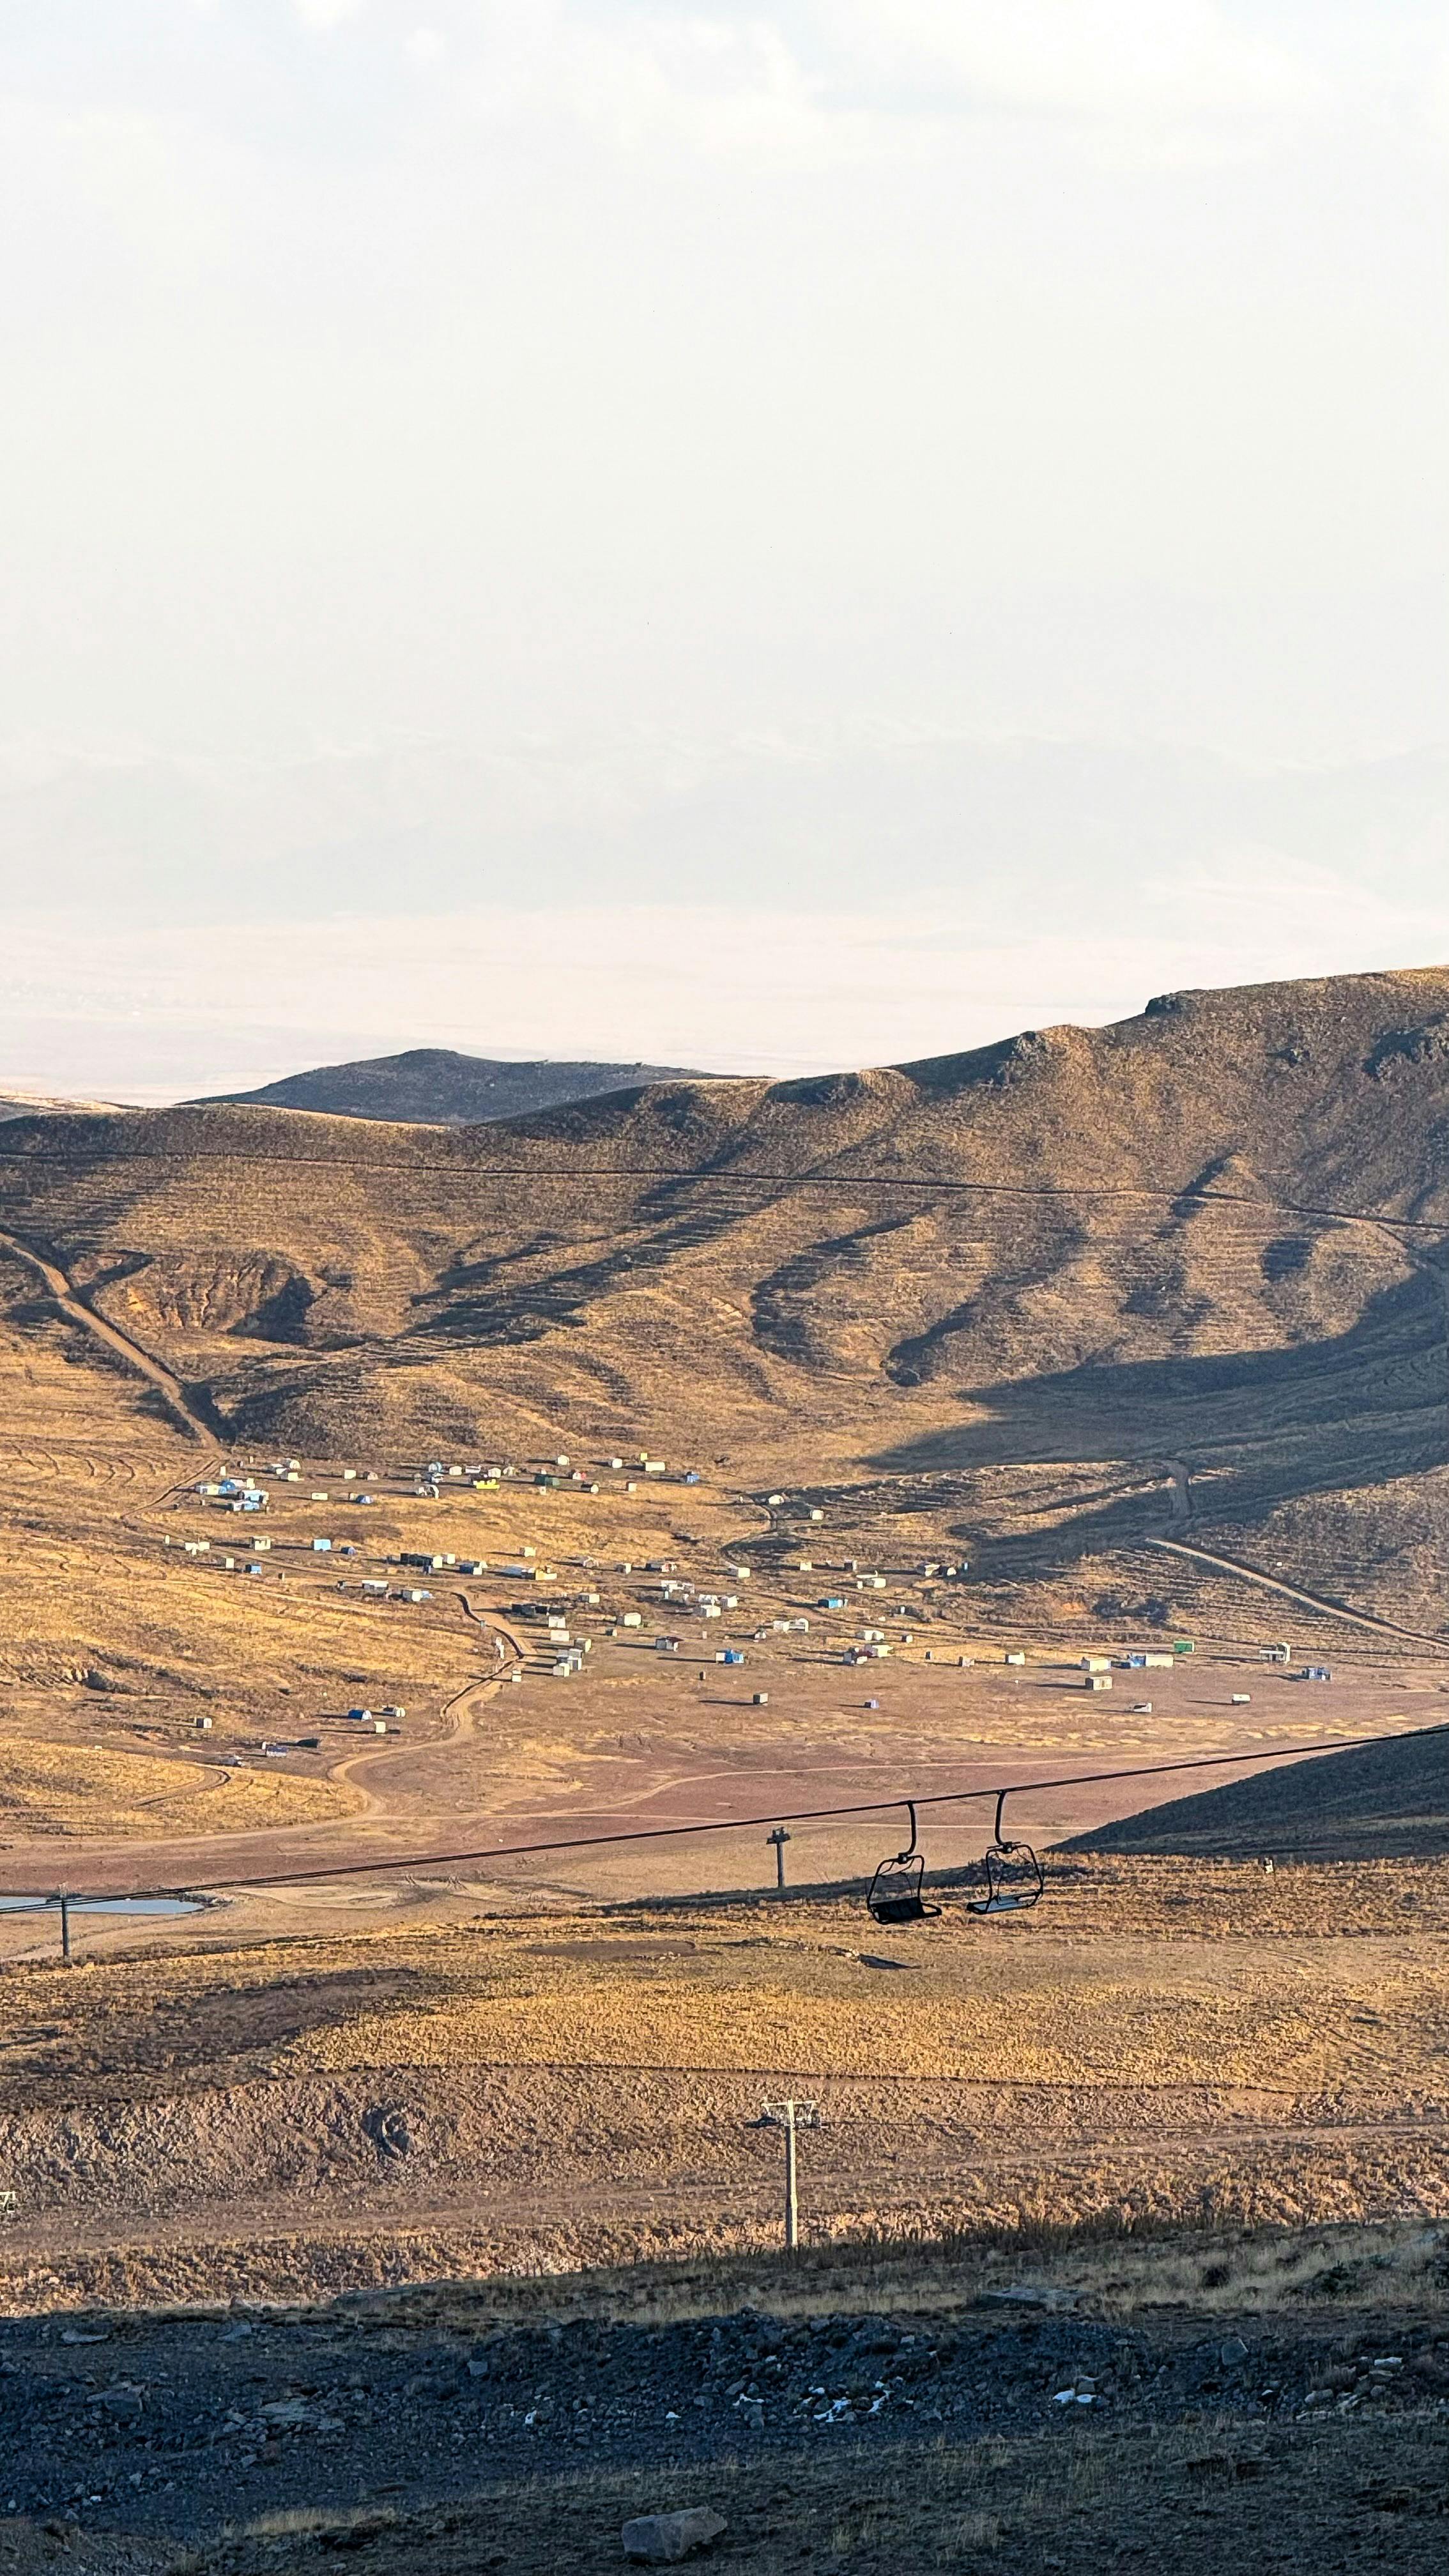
[1,963,1449,2533]
[3,1854,1449,2319]
[1,964,1448,1642]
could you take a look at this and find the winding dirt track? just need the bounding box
[0,1588,541,1911]
[0,1170,1441,1909]
[0,1226,211,1441]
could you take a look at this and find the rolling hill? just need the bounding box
[195,1046,709,1125]
[0,1087,123,1120]
[5,963,1449,1632]
[1065,1724,1449,1859]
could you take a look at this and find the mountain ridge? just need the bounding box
[193,1046,712,1126]
[5,962,1449,1638]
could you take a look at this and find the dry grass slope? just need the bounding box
[3,965,1448,1630]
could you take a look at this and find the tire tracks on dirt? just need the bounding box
[0,1225,215,1442]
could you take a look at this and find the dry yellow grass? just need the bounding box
[5,967,1449,1634]
[0,1734,362,1838]
[282,1945,1449,2089]
[1,1860,1446,2318]
[3,995,1449,2317]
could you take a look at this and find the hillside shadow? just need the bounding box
[1064,1725,1449,1860]
[417,1171,785,1347]
[867,1275,1446,1561]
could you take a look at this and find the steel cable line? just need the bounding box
[47,1722,1440,1902]
[0,1146,1446,1234]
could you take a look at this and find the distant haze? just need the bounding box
[0,4,1445,1098]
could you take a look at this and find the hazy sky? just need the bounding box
[2,1,1446,1096]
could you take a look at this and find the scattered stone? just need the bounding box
[257,2397,342,2430]
[98,2386,144,2421]
[981,2284,1077,2313]
[622,2506,728,2562]
[1220,2337,1249,2368]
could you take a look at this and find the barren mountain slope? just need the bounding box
[196,1046,707,1124]
[3,965,1448,1622]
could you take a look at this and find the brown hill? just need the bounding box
[1064,1722,1449,1859]
[4,963,1449,1629]
[195,1046,709,1124]
[0,1087,124,1120]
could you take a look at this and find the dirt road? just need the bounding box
[1147,1535,1449,1652]
[0,1226,213,1441]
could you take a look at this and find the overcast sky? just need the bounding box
[1,1,1446,1097]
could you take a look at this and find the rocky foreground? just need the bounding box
[2,2265,1448,2569]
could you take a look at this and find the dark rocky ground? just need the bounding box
[3,2278,1448,2570]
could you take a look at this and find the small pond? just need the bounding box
[0,1894,204,1917]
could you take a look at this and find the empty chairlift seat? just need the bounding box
[967,1795,1045,1917]
[867,1805,940,1927]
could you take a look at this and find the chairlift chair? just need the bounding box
[867,1803,941,1926]
[965,1790,1045,1917]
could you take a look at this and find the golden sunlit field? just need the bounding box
[2,985,1449,2566]
[3,1853,1447,2322]
[1,1179,1446,2320]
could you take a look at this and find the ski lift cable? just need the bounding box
[0,1144,1446,1238]
[68,1722,1430,1903]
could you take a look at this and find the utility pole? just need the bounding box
[766,1826,792,1891]
[57,1894,72,1965]
[760,2097,818,2250]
